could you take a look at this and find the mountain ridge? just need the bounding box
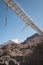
[0,33,43,65]
[21,33,43,44]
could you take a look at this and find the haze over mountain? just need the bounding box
[0,33,43,65]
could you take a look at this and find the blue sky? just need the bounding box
[0,0,43,44]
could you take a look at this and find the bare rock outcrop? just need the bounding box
[0,33,43,65]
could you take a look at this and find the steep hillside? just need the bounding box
[22,33,43,45]
[0,33,43,65]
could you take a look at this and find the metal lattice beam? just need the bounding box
[3,0,43,35]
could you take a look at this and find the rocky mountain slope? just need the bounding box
[0,33,43,65]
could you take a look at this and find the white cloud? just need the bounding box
[12,39,22,44]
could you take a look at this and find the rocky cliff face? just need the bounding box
[0,33,43,65]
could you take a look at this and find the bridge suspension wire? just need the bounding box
[0,0,2,2]
[21,25,27,32]
[5,4,8,28]
[3,0,43,35]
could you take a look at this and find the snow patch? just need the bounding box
[12,39,22,44]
